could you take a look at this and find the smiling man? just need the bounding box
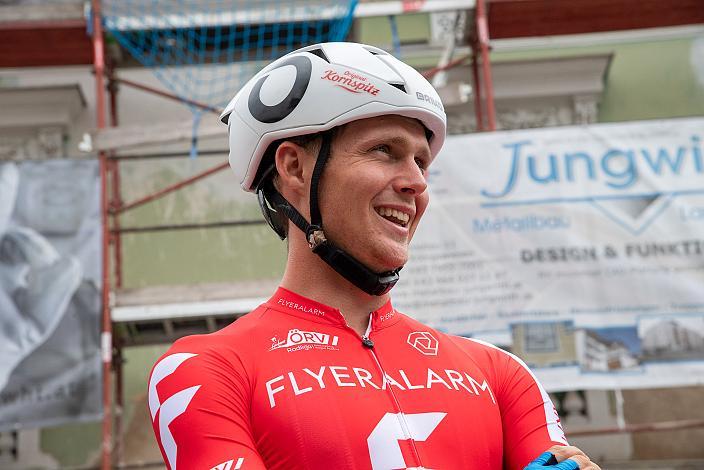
[148,42,600,470]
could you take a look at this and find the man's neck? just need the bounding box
[280,235,390,336]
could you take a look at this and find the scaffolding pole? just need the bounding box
[112,162,230,215]
[471,42,484,131]
[90,0,113,468]
[109,75,222,115]
[475,0,496,131]
[108,72,123,289]
[107,69,126,468]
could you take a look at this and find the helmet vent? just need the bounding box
[307,48,330,63]
[365,47,385,56]
[390,83,407,94]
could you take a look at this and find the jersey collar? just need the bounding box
[266,287,400,331]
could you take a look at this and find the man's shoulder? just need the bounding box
[446,335,506,355]
[395,312,514,362]
[213,302,273,337]
[446,335,539,383]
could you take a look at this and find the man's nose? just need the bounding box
[394,160,428,195]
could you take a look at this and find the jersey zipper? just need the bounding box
[346,315,426,469]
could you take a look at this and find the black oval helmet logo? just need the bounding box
[248,55,312,124]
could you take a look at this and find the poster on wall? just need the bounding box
[0,159,101,431]
[394,117,704,391]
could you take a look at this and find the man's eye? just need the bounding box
[415,157,427,174]
[372,144,391,154]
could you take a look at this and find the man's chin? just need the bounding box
[329,235,407,273]
[368,249,408,273]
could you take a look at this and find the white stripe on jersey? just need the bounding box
[148,353,201,470]
[148,353,197,420]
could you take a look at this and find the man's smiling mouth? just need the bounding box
[375,207,410,227]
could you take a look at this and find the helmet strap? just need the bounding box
[262,132,401,296]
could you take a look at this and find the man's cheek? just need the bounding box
[413,196,430,230]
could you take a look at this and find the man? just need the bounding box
[149,42,600,470]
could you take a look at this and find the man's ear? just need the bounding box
[274,141,308,197]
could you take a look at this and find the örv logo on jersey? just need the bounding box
[408,331,439,356]
[270,329,340,352]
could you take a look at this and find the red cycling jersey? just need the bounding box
[149,287,567,470]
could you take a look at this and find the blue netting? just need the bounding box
[97,0,358,156]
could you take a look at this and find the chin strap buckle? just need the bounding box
[307,226,327,251]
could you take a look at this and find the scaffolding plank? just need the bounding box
[113,279,278,321]
[115,280,278,306]
[0,1,84,24]
[356,0,475,17]
[113,280,279,345]
[86,118,227,153]
[104,0,475,31]
[113,298,263,322]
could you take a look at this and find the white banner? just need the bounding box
[394,117,704,391]
[0,160,102,431]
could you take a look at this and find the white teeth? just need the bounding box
[375,207,410,225]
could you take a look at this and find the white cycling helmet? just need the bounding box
[220,42,447,296]
[220,42,446,192]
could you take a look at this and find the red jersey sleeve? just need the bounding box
[148,336,266,470]
[477,339,568,470]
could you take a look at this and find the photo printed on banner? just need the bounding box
[0,160,101,431]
